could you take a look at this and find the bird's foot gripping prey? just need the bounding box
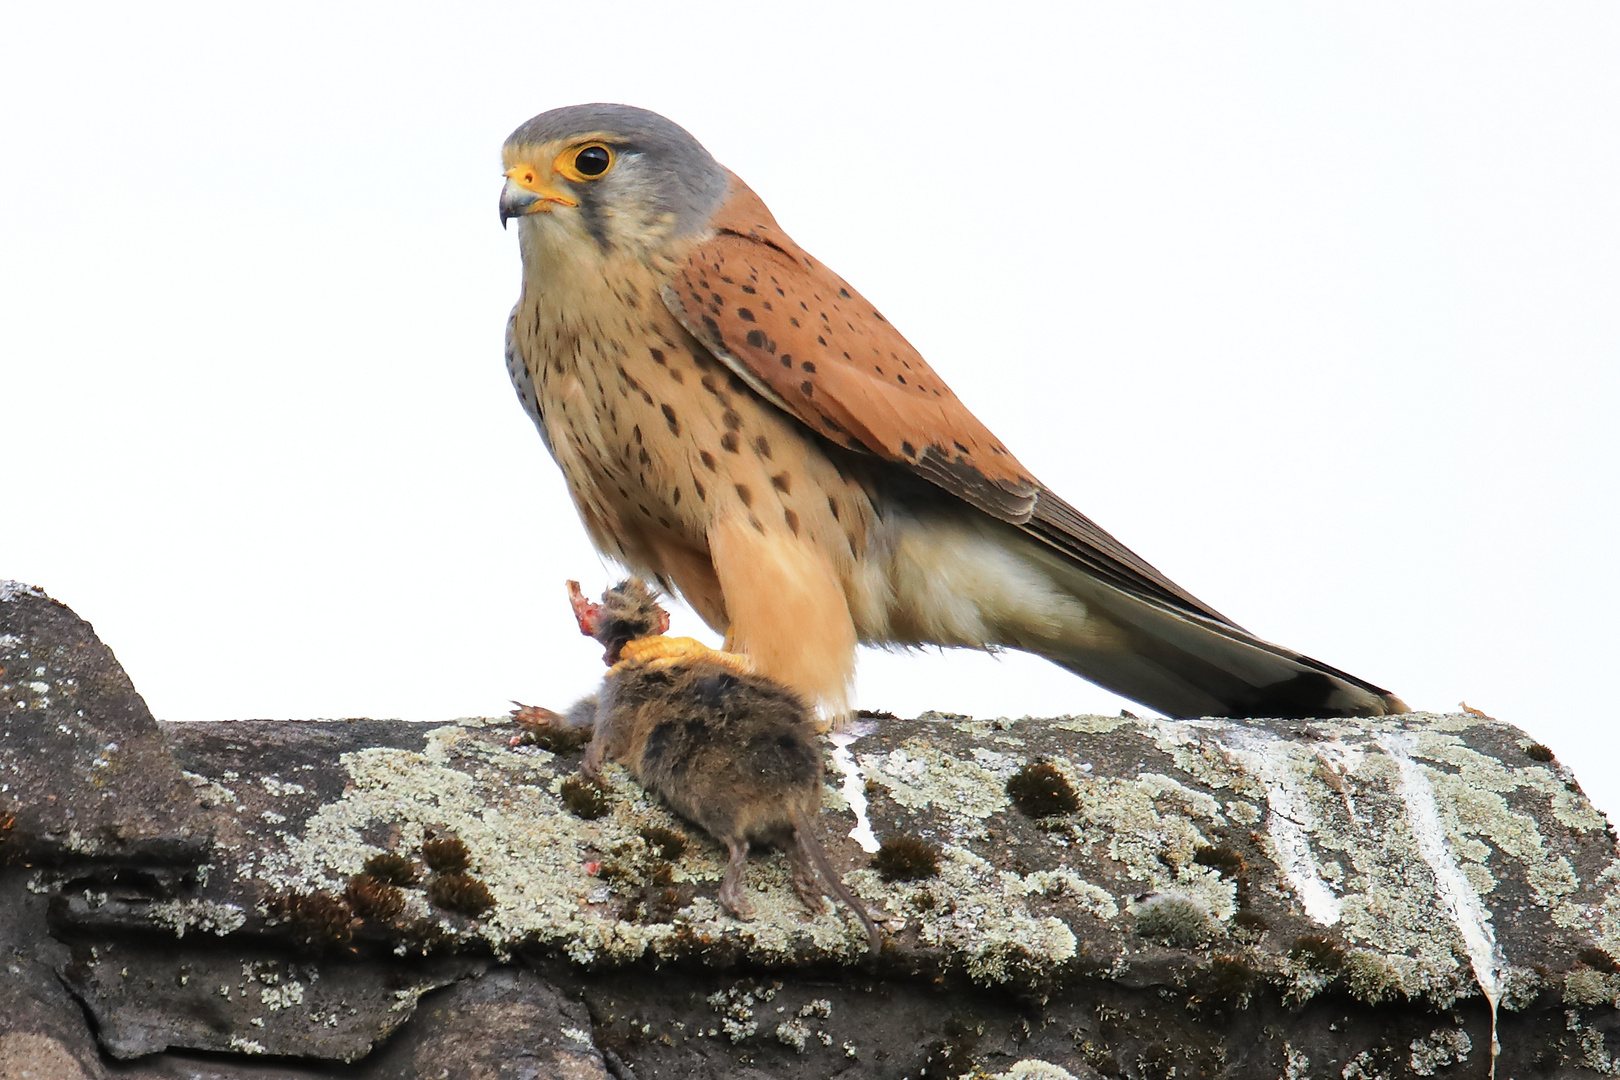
[512,577,884,956]
[499,103,1408,724]
[565,577,754,678]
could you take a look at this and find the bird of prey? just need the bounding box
[498,103,1407,722]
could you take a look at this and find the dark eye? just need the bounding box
[575,145,611,177]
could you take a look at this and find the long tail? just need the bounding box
[1021,555,1405,718]
[792,809,882,959]
[1009,496,1409,719]
[879,496,1406,720]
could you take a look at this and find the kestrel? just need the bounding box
[499,103,1407,721]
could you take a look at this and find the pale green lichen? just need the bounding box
[1097,715,1576,1009]
[1498,964,1544,1011]
[1343,949,1416,1005]
[183,771,237,806]
[1048,715,1129,736]
[1564,968,1620,1006]
[1135,772,1224,821]
[1408,1027,1470,1076]
[259,722,916,965]
[861,844,1078,983]
[147,899,246,939]
[989,1060,1081,1080]
[1016,869,1118,920]
[774,1018,810,1052]
[1129,892,1220,947]
[1224,799,1262,826]
[1070,767,1234,922]
[258,981,305,1011]
[858,742,1010,822]
[220,711,1615,1006]
[259,776,306,797]
[1340,1050,1381,1079]
[1578,1016,1620,1075]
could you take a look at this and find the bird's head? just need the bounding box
[500,104,729,255]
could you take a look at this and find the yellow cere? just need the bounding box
[503,164,578,210]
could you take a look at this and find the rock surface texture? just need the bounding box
[5,579,1620,1078]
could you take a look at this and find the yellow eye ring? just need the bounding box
[555,143,615,183]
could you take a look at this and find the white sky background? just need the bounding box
[4,6,1617,811]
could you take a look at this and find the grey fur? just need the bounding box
[504,103,728,238]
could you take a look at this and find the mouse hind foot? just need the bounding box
[788,842,830,916]
[718,837,755,920]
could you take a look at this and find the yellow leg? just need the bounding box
[708,516,857,725]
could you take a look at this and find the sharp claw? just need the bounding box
[510,701,561,726]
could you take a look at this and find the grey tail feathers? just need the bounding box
[792,808,882,958]
[1009,538,1408,721]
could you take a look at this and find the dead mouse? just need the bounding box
[515,578,881,957]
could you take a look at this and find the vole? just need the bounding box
[513,578,881,957]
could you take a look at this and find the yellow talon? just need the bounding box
[609,635,755,676]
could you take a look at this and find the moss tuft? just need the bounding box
[427,872,495,916]
[1231,909,1269,934]
[638,824,688,860]
[621,884,691,925]
[514,724,593,753]
[398,916,451,952]
[1005,762,1079,818]
[1192,845,1245,879]
[1578,945,1620,973]
[871,835,941,882]
[1526,742,1555,762]
[596,860,633,883]
[362,852,418,886]
[267,891,353,953]
[1189,956,1256,1017]
[421,831,471,874]
[1289,933,1347,974]
[344,874,406,922]
[560,776,610,820]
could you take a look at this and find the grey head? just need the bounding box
[500,103,730,247]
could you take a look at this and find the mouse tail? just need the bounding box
[791,808,882,959]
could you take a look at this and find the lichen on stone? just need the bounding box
[1407,1026,1470,1075]
[858,742,1010,823]
[1130,892,1220,948]
[881,844,1079,983]
[1564,967,1620,1006]
[1015,869,1118,920]
[147,899,247,939]
[988,1060,1081,1080]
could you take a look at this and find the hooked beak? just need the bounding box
[500,167,578,228]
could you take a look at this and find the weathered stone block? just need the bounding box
[5,579,1620,1077]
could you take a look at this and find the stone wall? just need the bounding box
[5,580,1620,1078]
